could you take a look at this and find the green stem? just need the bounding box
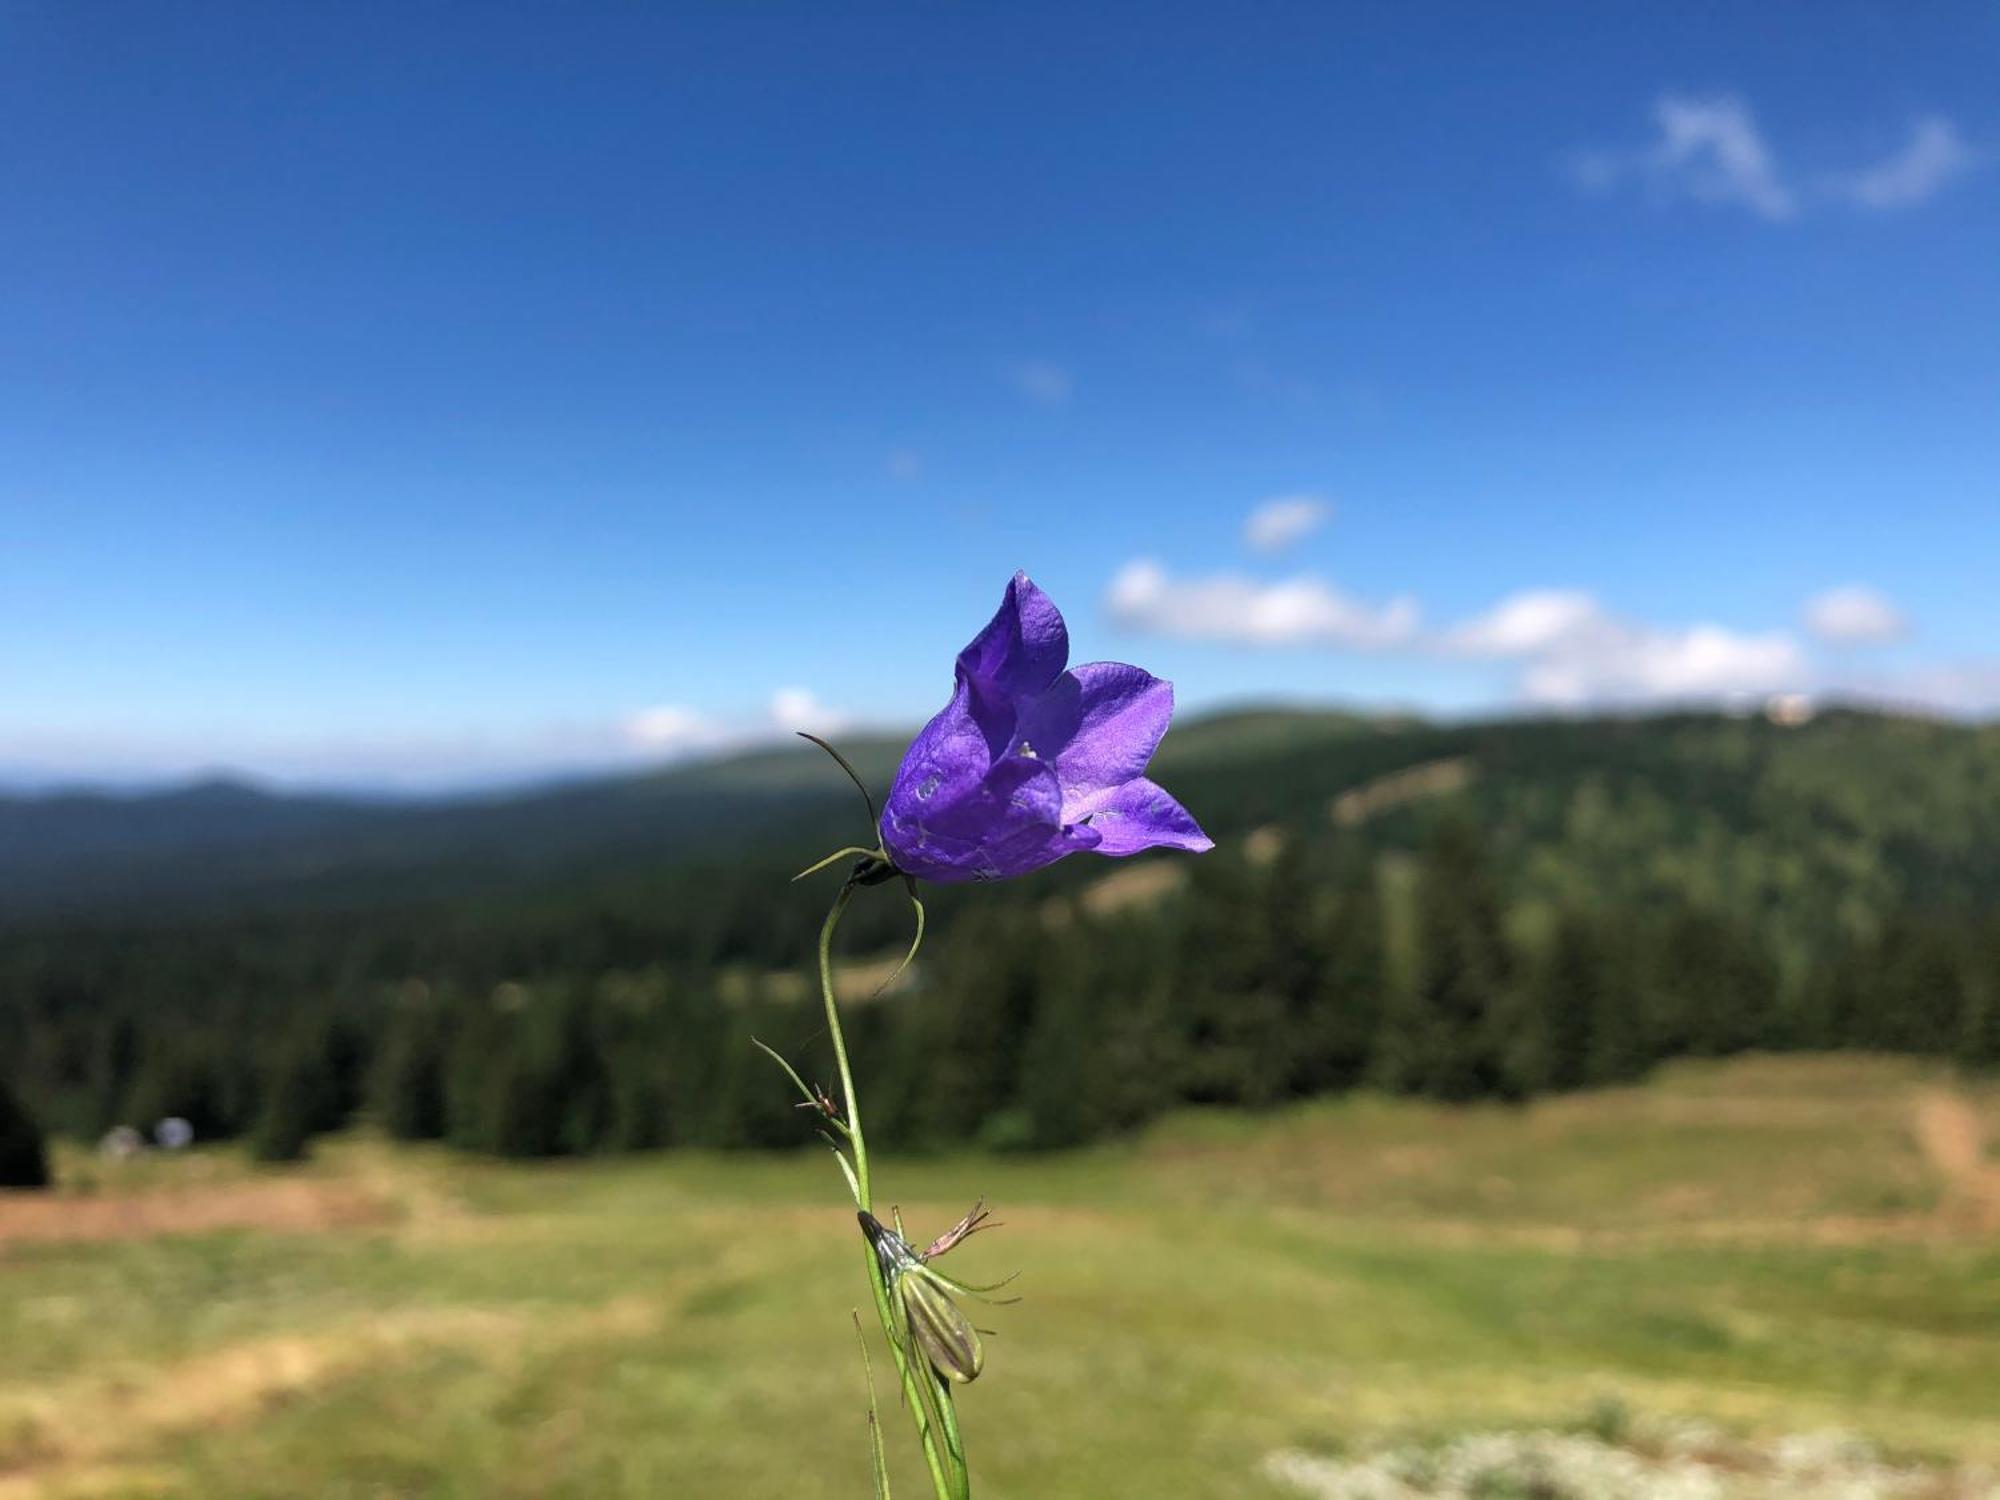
[819,884,964,1500]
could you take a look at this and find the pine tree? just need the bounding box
[0,1074,51,1188]
[598,972,672,1152]
[1656,909,1775,1057]
[1171,848,1289,1106]
[248,1048,318,1164]
[1539,913,1602,1092]
[1084,912,1183,1135]
[1585,912,1652,1084]
[1407,817,1513,1100]
[1013,920,1105,1149]
[1290,851,1387,1096]
[1955,915,2000,1071]
[373,988,447,1141]
[1865,916,1967,1057]
[443,987,508,1152]
[904,906,1040,1143]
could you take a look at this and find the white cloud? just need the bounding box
[768,686,848,737]
[1519,622,1804,706]
[1244,494,1332,554]
[1444,589,1602,656]
[1010,360,1074,405]
[1571,96,1795,220]
[623,704,717,751]
[885,448,923,481]
[1109,563,1809,708]
[1827,116,1978,209]
[1106,559,1421,648]
[1447,590,1806,705]
[1803,585,1909,646]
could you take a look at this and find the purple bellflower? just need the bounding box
[880,572,1213,884]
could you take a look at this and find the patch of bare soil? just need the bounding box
[0,1296,664,1499]
[1331,756,1476,827]
[0,1179,389,1251]
[1078,859,1186,916]
[1914,1089,2000,1232]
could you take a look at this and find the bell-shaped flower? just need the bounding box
[880,572,1212,883]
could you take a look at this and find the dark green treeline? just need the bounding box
[4,810,1997,1167]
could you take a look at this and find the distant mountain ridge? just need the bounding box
[0,733,901,921]
[0,709,1408,921]
[3,705,1994,927]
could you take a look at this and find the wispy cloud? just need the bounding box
[1571,95,1794,221]
[1825,116,1979,210]
[1652,95,1796,220]
[1106,559,1421,649]
[1244,494,1332,555]
[1571,96,1978,220]
[1803,585,1909,647]
[1009,360,1074,405]
[885,447,923,482]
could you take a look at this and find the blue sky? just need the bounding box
[3,4,1995,789]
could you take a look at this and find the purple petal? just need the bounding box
[882,743,1068,883]
[882,678,991,828]
[1068,777,1213,857]
[968,803,1102,882]
[1009,661,1173,821]
[955,573,1068,750]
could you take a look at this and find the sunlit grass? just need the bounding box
[3,1055,1997,1498]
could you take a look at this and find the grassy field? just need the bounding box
[3,1054,1999,1498]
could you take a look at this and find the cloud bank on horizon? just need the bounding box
[1103,509,1991,719]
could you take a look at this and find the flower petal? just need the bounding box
[955,572,1069,751]
[882,743,1069,883]
[882,680,990,823]
[980,815,1102,881]
[1009,661,1174,819]
[1068,776,1213,857]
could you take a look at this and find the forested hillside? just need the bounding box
[2,706,1996,1164]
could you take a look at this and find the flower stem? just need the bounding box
[819,882,965,1500]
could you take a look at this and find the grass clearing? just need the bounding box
[3,1054,1998,1498]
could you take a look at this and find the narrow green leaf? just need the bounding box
[872,885,927,997]
[792,843,877,882]
[853,1311,893,1500]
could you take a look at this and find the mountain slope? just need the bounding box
[2,707,1995,927]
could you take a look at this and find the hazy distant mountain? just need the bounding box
[4,705,1993,925]
[0,734,893,920]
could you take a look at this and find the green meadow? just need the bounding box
[4,1054,1999,1499]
